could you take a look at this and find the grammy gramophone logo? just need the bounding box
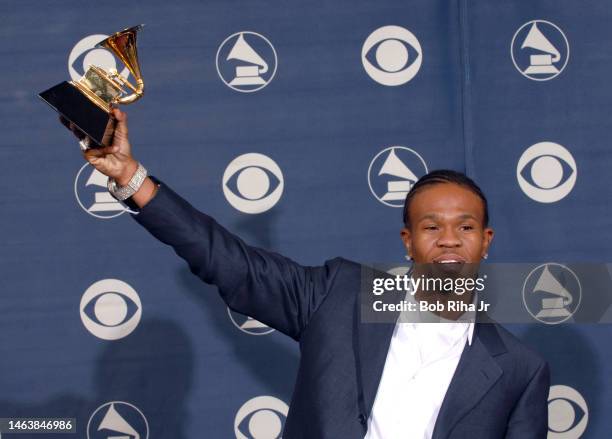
[367,146,428,208]
[87,401,148,439]
[227,307,275,336]
[522,263,581,324]
[216,31,278,92]
[511,20,569,81]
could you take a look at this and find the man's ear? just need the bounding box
[400,227,412,259]
[482,227,494,258]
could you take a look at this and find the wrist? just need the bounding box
[107,162,148,202]
[116,159,138,186]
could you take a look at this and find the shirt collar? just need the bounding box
[397,272,477,346]
[467,321,474,346]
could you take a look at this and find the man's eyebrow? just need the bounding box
[417,213,479,221]
[417,213,440,222]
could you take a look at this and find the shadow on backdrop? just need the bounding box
[0,318,194,439]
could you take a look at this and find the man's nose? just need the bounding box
[436,227,461,247]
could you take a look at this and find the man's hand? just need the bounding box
[60,108,158,208]
[60,108,138,185]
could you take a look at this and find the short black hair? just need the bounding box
[402,169,489,228]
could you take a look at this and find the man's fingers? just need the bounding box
[112,107,125,120]
[112,108,128,136]
[82,145,119,164]
[83,148,104,160]
[100,145,120,154]
[81,151,100,164]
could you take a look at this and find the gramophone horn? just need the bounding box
[96,24,145,104]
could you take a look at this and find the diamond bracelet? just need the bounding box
[107,162,148,201]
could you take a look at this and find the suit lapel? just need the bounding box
[431,322,507,439]
[355,314,397,418]
[353,267,403,420]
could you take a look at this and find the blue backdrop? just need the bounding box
[0,0,609,437]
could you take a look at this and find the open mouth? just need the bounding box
[433,256,466,264]
[430,258,467,277]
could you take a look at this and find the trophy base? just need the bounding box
[39,81,115,148]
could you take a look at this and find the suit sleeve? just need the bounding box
[128,176,343,340]
[504,359,550,439]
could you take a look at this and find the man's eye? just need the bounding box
[424,225,438,230]
[460,225,474,231]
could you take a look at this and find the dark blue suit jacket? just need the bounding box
[131,177,550,438]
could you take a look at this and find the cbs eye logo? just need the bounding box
[516,142,577,203]
[548,385,588,438]
[68,34,130,82]
[80,279,142,340]
[222,153,284,214]
[234,396,288,439]
[361,25,423,86]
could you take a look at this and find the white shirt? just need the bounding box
[364,292,475,439]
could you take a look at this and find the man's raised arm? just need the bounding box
[61,109,342,340]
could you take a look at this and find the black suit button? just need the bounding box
[358,414,367,425]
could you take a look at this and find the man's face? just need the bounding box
[400,183,494,264]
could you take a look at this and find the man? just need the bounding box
[66,109,549,438]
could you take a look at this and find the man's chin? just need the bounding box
[415,261,480,280]
[429,262,466,279]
